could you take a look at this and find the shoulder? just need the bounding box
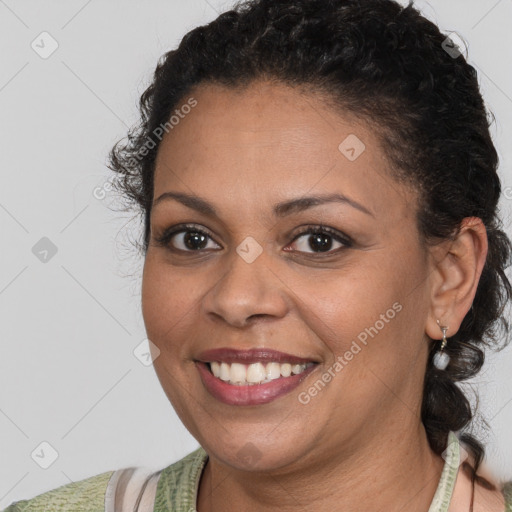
[450,458,512,512]
[469,457,512,512]
[1,448,208,512]
[1,469,115,512]
[157,446,207,484]
[502,480,512,511]
[472,479,512,512]
[153,447,208,511]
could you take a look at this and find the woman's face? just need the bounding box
[142,80,435,471]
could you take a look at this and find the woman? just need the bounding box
[3,0,511,510]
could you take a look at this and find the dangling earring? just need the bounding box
[434,320,450,370]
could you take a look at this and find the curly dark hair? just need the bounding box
[107,0,512,507]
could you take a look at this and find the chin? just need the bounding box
[198,428,314,473]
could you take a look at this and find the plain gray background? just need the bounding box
[0,0,511,507]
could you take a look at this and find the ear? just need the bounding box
[425,217,488,340]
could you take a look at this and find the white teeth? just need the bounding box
[247,362,266,383]
[211,361,220,377]
[266,362,281,380]
[219,362,230,381]
[291,364,303,375]
[280,363,292,377]
[230,363,247,384]
[208,361,309,385]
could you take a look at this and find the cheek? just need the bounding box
[141,253,198,352]
[291,267,425,423]
[294,252,423,368]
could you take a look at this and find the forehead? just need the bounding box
[155,80,370,170]
[153,80,416,221]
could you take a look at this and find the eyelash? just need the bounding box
[153,223,353,256]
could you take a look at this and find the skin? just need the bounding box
[141,80,503,511]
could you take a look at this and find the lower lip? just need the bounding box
[196,362,317,406]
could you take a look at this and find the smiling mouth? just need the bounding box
[206,361,316,385]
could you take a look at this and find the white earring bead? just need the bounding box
[434,321,450,370]
[433,351,450,370]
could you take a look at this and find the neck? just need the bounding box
[196,423,445,512]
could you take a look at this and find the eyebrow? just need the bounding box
[152,191,374,218]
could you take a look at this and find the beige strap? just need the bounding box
[427,431,460,512]
[105,466,162,512]
[136,471,162,512]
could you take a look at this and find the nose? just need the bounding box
[202,246,289,329]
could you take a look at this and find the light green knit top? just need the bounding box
[3,432,512,511]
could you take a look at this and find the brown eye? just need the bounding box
[288,226,352,254]
[154,224,220,252]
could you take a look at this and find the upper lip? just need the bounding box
[196,348,319,365]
